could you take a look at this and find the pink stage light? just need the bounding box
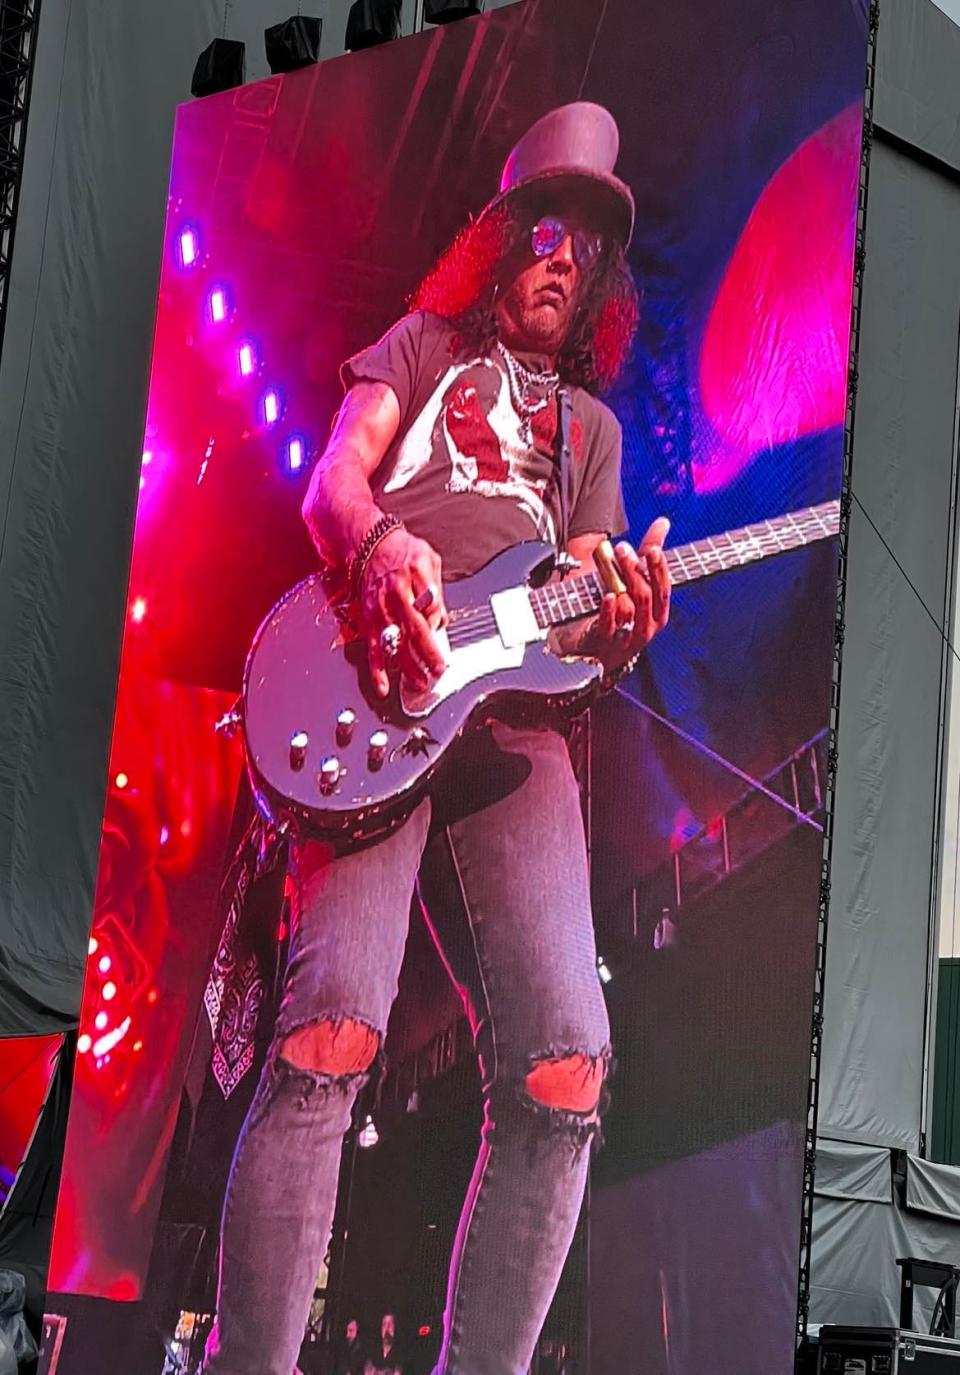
[98,956,112,975]
[131,597,147,624]
[177,226,199,269]
[77,1034,92,1054]
[95,1012,108,1031]
[238,341,257,377]
[102,981,117,1002]
[262,388,282,425]
[696,104,861,492]
[115,772,129,790]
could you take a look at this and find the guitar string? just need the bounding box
[443,506,839,650]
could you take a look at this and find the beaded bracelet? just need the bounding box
[350,513,406,596]
[599,653,641,694]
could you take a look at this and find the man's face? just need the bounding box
[346,1321,359,1343]
[382,1314,395,1342]
[496,199,605,355]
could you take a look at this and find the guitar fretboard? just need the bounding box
[529,499,840,629]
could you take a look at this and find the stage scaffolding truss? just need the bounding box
[0,0,41,365]
[794,0,880,1352]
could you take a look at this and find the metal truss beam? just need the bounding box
[0,0,42,366]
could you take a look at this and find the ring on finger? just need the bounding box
[616,621,636,639]
[380,624,402,659]
[413,584,440,614]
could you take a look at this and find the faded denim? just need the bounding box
[203,722,610,1375]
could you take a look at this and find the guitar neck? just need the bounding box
[529,499,840,629]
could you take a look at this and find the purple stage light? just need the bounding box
[262,388,282,426]
[208,285,230,323]
[238,341,257,377]
[177,225,200,269]
[284,435,307,475]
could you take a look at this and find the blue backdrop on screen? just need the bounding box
[44,2,867,1373]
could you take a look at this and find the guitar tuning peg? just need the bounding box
[554,552,581,578]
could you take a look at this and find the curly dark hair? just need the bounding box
[409,201,639,396]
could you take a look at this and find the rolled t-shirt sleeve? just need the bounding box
[340,311,430,427]
[568,399,629,542]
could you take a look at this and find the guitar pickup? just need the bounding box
[490,588,546,649]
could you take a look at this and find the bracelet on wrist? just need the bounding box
[349,514,406,596]
[600,653,641,694]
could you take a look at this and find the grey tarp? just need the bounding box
[818,0,960,1153]
[812,1142,960,1330]
[904,1154,960,1222]
[814,1138,892,1204]
[0,0,523,1037]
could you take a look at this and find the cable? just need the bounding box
[615,687,825,832]
[851,489,960,671]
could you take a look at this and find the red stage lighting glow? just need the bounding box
[131,597,148,624]
[93,1018,132,1059]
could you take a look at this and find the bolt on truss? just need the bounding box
[0,0,42,367]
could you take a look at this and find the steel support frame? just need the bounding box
[794,0,881,1356]
[0,0,41,367]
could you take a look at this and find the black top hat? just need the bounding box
[479,102,635,248]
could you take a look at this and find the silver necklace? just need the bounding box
[497,341,559,444]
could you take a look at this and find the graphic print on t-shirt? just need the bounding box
[383,357,559,542]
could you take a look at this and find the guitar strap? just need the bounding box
[556,385,574,554]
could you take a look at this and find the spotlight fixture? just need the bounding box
[283,435,308,475]
[424,0,483,23]
[265,16,322,74]
[346,0,401,50]
[191,38,246,98]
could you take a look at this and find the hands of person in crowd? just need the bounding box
[360,527,449,697]
[575,516,672,676]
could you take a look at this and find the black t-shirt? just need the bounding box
[342,311,627,581]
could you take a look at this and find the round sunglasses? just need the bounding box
[530,216,605,269]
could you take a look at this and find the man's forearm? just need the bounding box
[301,381,401,566]
[303,445,383,565]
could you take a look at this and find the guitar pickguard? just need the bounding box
[399,629,526,717]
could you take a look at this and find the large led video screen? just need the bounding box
[45,1,867,1371]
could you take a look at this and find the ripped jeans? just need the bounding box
[203,722,610,1375]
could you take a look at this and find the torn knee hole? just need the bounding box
[279,1018,379,1076]
[525,1053,605,1115]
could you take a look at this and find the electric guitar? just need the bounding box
[241,500,839,842]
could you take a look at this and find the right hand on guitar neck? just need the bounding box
[360,528,449,698]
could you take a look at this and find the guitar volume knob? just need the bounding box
[368,730,389,770]
[289,731,309,770]
[336,708,357,746]
[318,756,341,794]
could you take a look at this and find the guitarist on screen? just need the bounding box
[203,102,671,1375]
